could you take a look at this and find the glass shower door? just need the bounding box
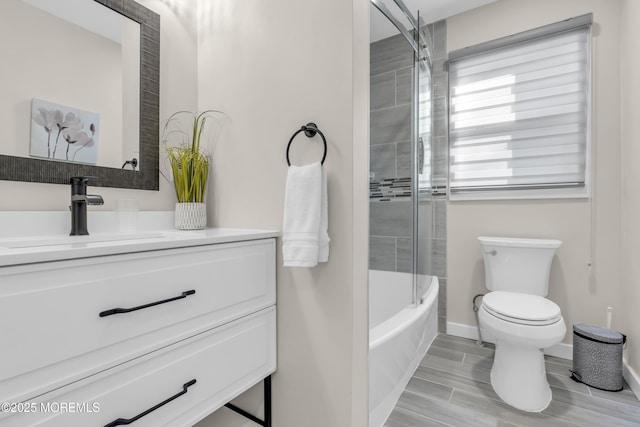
[368,1,434,308]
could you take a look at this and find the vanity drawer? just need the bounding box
[0,238,275,403]
[2,307,276,427]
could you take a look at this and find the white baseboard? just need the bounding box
[446,321,640,401]
[545,342,573,360]
[623,362,640,399]
[446,321,573,360]
[446,322,480,341]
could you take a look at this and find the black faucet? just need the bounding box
[70,176,104,236]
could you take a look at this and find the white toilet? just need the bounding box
[477,236,566,412]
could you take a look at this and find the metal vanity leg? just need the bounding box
[264,375,272,427]
[224,375,272,427]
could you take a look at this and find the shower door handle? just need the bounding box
[418,137,424,175]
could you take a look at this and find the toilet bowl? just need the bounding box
[479,291,566,412]
[478,236,566,412]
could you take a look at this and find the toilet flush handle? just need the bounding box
[484,250,497,256]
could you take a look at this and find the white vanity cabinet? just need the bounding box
[0,230,277,427]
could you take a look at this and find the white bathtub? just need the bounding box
[369,270,439,427]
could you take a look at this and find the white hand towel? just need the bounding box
[318,167,330,263]
[282,162,330,267]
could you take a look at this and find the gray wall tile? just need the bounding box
[418,200,433,275]
[426,23,435,51]
[438,316,447,333]
[371,143,397,180]
[432,237,447,278]
[370,200,412,238]
[433,98,447,138]
[434,20,447,329]
[438,278,447,319]
[371,33,413,76]
[370,236,396,271]
[432,136,448,187]
[432,20,447,61]
[432,70,447,99]
[434,198,446,239]
[371,71,396,111]
[396,141,411,178]
[397,237,412,273]
[396,67,413,106]
[371,104,412,145]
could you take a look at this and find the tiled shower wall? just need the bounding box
[369,21,448,332]
[369,32,414,273]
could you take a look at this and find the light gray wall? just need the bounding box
[195,0,370,426]
[620,0,640,388]
[446,0,624,346]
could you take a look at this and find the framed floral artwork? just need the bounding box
[30,98,99,165]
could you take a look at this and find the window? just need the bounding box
[448,15,592,200]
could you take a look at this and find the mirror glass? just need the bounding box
[0,0,159,190]
[2,0,139,169]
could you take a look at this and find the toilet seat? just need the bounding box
[482,291,561,326]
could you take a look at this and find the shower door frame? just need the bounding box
[411,11,433,307]
[370,0,434,308]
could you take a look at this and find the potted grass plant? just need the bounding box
[163,110,225,230]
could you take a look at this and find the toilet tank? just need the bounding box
[478,236,561,296]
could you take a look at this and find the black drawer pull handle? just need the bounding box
[99,290,196,317]
[104,379,196,427]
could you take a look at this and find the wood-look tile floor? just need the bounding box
[385,334,640,427]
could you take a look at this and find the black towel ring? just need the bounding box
[286,122,327,166]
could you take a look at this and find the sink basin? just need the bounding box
[0,232,168,250]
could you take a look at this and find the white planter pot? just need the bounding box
[175,202,207,230]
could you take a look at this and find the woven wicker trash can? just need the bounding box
[571,323,626,391]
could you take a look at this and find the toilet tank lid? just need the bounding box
[478,236,562,249]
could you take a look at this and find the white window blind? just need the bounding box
[448,19,591,197]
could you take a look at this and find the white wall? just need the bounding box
[194,0,369,426]
[447,0,623,344]
[620,0,640,384]
[0,0,198,211]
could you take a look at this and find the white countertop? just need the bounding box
[0,211,278,267]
